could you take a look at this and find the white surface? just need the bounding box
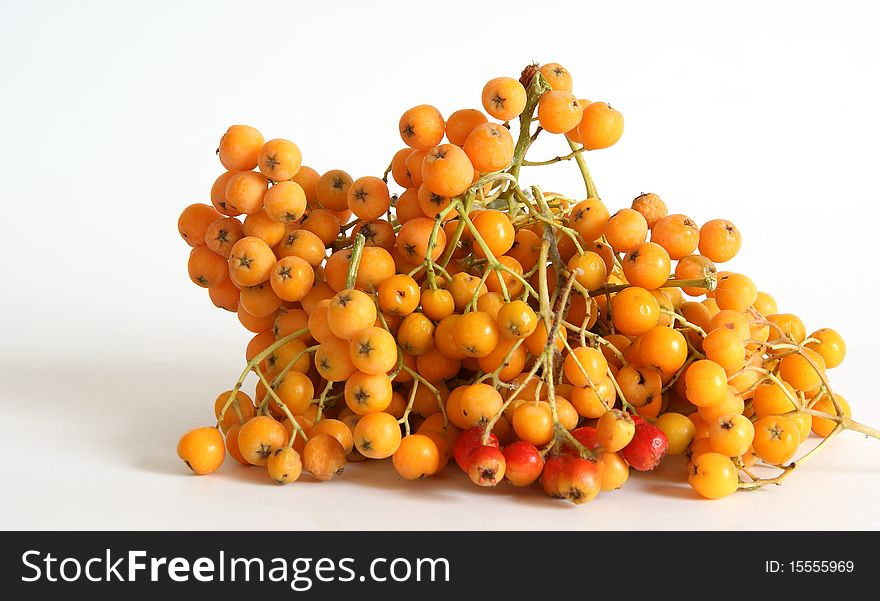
[1,0,879,530]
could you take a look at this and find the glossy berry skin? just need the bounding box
[562,426,603,458]
[177,427,226,475]
[453,427,499,472]
[688,452,738,499]
[467,445,506,487]
[541,455,568,498]
[503,441,544,487]
[621,416,668,471]
[557,457,602,505]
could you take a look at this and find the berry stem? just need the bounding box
[522,144,586,166]
[566,138,599,198]
[314,380,334,423]
[399,379,420,436]
[253,365,309,446]
[344,233,366,290]
[507,72,551,184]
[216,327,310,426]
[402,364,447,430]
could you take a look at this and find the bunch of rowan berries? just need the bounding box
[177,62,874,503]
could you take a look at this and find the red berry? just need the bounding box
[503,441,544,487]
[557,456,602,504]
[454,427,499,472]
[467,445,506,487]
[563,426,603,456]
[621,416,668,471]
[541,455,568,498]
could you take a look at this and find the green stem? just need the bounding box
[567,138,598,198]
[345,233,366,290]
[508,73,551,184]
[217,328,310,425]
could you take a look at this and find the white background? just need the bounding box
[1,0,878,530]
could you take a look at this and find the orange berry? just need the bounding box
[178,203,222,247]
[622,242,671,289]
[576,102,623,150]
[399,104,445,150]
[187,246,228,288]
[405,150,428,187]
[538,63,573,91]
[243,210,285,247]
[470,209,515,258]
[347,176,391,221]
[714,273,758,313]
[394,188,425,224]
[239,282,282,317]
[779,349,826,394]
[537,91,584,133]
[811,394,851,438]
[225,171,268,215]
[349,327,398,375]
[699,219,741,263]
[567,251,607,291]
[208,277,240,312]
[639,325,688,375]
[563,346,608,387]
[604,208,647,253]
[353,219,396,251]
[753,291,778,316]
[291,165,320,206]
[396,217,446,264]
[177,427,226,475]
[228,236,276,287]
[651,214,700,260]
[315,169,352,212]
[805,328,846,369]
[344,371,393,415]
[446,108,488,146]
[238,303,276,333]
[298,208,341,246]
[210,171,240,216]
[610,286,660,336]
[702,327,746,373]
[276,228,326,266]
[486,256,525,297]
[453,311,500,358]
[417,184,455,221]
[631,193,668,228]
[269,256,314,302]
[513,402,554,445]
[327,289,377,340]
[237,416,287,466]
[481,77,527,121]
[218,125,263,171]
[463,122,515,172]
[205,216,245,258]
[568,198,610,242]
[674,255,717,297]
[390,148,415,188]
[315,336,357,382]
[258,138,302,182]
[421,144,474,198]
[420,287,455,321]
[459,383,503,428]
[378,274,421,317]
[397,312,435,356]
[263,181,307,224]
[685,360,728,407]
[353,412,402,459]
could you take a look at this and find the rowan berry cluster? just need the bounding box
[176,62,878,503]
